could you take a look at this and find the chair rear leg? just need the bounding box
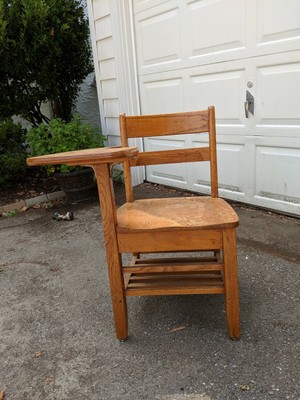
[223,228,240,339]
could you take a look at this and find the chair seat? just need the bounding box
[117,196,239,231]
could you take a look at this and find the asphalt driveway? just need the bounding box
[1,183,299,400]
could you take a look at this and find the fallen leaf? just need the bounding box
[50,267,60,272]
[240,384,250,391]
[169,326,186,333]
[44,377,54,384]
[0,390,5,400]
[34,351,42,358]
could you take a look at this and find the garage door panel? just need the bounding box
[217,144,244,192]
[189,69,246,126]
[135,4,182,70]
[140,77,184,114]
[145,137,187,187]
[191,161,211,194]
[255,146,300,203]
[146,136,188,186]
[133,0,170,14]
[147,163,188,187]
[256,61,300,126]
[192,143,244,192]
[186,0,246,59]
[256,0,300,46]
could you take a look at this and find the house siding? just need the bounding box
[87,0,121,146]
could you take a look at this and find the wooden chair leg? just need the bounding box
[223,228,240,339]
[94,164,128,340]
[106,252,128,341]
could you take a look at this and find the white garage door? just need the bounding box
[132,0,300,216]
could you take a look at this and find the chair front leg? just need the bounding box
[94,164,128,340]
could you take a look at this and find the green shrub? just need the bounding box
[26,115,107,173]
[0,119,28,186]
[0,0,92,125]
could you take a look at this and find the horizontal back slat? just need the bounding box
[130,147,210,167]
[124,110,209,138]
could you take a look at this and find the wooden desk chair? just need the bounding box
[109,106,240,340]
[27,106,240,341]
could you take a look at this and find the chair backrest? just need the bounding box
[119,106,218,202]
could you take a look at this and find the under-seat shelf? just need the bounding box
[123,255,225,296]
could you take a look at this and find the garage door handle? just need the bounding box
[244,90,254,118]
[244,101,249,118]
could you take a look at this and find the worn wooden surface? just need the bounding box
[120,110,209,138]
[125,271,225,296]
[117,229,223,253]
[26,146,139,167]
[117,197,239,231]
[129,147,210,167]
